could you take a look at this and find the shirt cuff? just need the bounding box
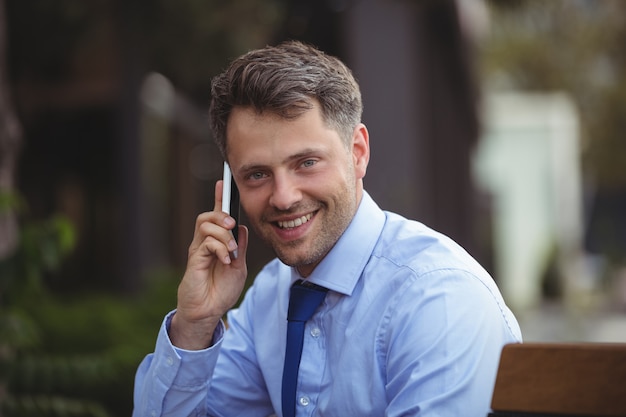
[154,310,225,388]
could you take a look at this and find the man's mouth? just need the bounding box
[277,213,313,229]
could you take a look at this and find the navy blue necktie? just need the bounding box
[281,280,328,417]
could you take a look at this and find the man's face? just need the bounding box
[226,103,369,277]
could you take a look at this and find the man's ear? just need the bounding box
[352,123,370,180]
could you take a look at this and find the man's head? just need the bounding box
[210,41,369,276]
[209,40,363,159]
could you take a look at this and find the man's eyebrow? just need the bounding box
[286,148,322,162]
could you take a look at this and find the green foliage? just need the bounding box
[1,272,179,415]
[3,396,110,417]
[0,189,25,213]
[0,193,180,416]
[18,215,75,285]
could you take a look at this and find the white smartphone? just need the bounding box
[222,162,240,243]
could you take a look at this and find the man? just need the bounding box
[133,41,522,417]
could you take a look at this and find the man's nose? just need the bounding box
[269,173,302,210]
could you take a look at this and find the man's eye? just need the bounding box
[302,159,317,168]
[249,172,266,180]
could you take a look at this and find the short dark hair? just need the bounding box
[209,40,363,159]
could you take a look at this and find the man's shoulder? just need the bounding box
[376,211,488,279]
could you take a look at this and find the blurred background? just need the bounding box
[1,0,625,415]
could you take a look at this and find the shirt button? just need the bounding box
[310,327,321,338]
[150,410,157,417]
[166,356,174,366]
[299,396,310,406]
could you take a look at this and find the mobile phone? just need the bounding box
[221,162,240,244]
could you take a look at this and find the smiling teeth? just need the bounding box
[278,213,312,229]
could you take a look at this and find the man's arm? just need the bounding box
[132,312,225,417]
[171,180,249,350]
[133,284,277,417]
[133,180,250,415]
[383,269,521,417]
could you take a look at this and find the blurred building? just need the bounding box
[473,92,587,311]
[7,0,485,294]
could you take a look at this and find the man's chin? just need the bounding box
[275,251,308,268]
[274,247,313,268]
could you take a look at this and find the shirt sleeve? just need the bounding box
[203,281,278,416]
[132,310,225,417]
[382,268,521,417]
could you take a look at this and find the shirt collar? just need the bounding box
[290,191,385,296]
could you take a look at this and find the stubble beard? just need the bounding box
[252,183,358,272]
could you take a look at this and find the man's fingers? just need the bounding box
[188,215,235,256]
[200,236,234,265]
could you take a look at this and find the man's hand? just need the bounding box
[170,180,249,350]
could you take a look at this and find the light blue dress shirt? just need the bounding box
[133,192,522,417]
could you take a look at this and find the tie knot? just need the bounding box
[287,280,328,322]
